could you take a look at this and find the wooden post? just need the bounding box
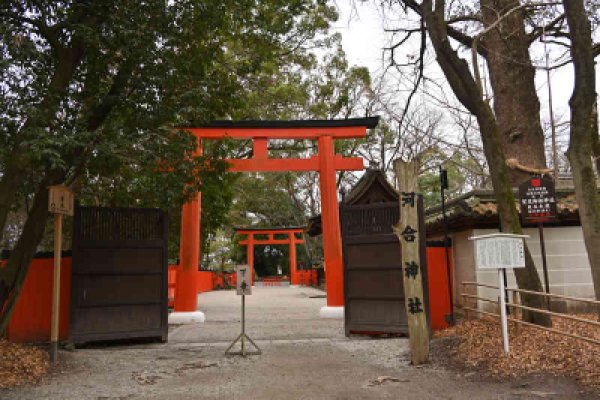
[50,213,62,363]
[48,184,74,364]
[48,185,74,364]
[247,234,254,286]
[463,282,470,321]
[394,159,429,365]
[512,290,520,334]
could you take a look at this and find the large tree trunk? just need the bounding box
[563,0,600,314]
[480,0,548,184]
[0,171,65,335]
[421,0,551,325]
[476,108,554,323]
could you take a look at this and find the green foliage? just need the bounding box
[0,0,338,250]
[0,0,342,332]
[419,159,467,207]
[230,173,307,227]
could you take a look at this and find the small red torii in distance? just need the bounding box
[234,227,305,286]
[174,117,379,316]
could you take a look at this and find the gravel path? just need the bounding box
[1,286,595,399]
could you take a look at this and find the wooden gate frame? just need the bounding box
[340,198,430,336]
[70,205,169,344]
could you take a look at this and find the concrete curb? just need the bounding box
[168,311,206,324]
[319,306,344,319]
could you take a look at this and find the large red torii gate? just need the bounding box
[174,117,379,317]
[234,227,305,286]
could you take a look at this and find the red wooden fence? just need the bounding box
[5,257,72,342]
[6,247,453,342]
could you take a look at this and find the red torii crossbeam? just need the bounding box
[174,117,379,315]
[234,227,305,286]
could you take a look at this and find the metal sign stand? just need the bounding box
[497,267,510,353]
[519,174,557,310]
[439,166,454,326]
[225,266,261,356]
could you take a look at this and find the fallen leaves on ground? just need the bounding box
[434,314,600,387]
[0,339,48,389]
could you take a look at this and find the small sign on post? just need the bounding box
[226,265,260,356]
[519,175,556,299]
[518,175,557,223]
[47,185,74,364]
[236,264,252,296]
[470,233,528,353]
[394,159,429,365]
[48,185,74,216]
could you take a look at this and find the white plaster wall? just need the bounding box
[450,230,476,307]
[428,230,475,308]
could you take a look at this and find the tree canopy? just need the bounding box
[0,0,339,333]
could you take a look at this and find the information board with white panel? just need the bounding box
[474,235,526,270]
[469,233,529,354]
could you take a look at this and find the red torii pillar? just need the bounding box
[289,232,297,285]
[318,136,344,306]
[235,228,305,285]
[174,140,201,314]
[178,118,378,314]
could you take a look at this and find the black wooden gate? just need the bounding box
[341,200,429,336]
[70,206,168,344]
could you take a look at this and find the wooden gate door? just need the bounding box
[341,200,428,336]
[70,206,168,344]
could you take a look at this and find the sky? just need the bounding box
[331,0,598,139]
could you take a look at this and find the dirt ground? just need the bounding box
[1,286,597,400]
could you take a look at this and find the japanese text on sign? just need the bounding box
[48,185,74,216]
[401,225,417,242]
[518,176,557,223]
[401,192,416,208]
[408,297,424,314]
[474,236,526,270]
[405,261,419,279]
[236,265,252,295]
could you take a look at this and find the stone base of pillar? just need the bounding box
[168,311,206,325]
[319,306,344,319]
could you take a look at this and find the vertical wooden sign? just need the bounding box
[394,159,429,365]
[48,185,74,364]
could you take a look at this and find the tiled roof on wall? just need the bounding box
[425,188,583,235]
